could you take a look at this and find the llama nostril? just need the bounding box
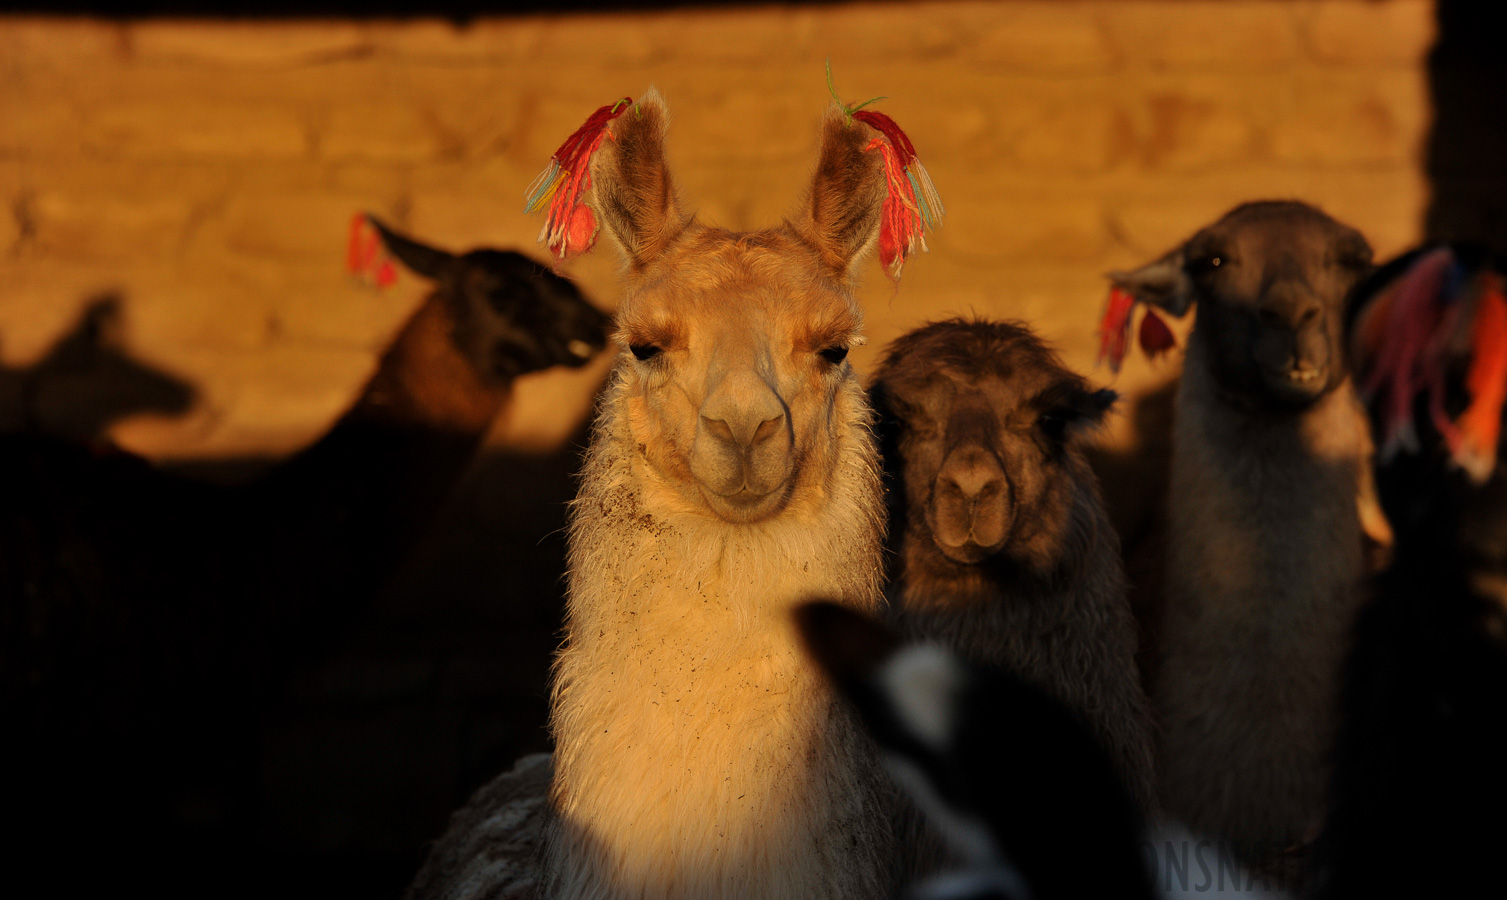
[702,416,735,446]
[1296,306,1320,327]
[944,467,1002,501]
[752,414,785,446]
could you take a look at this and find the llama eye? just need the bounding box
[1038,411,1069,441]
[1188,255,1223,274]
[818,346,849,365]
[629,344,662,362]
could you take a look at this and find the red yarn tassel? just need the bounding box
[853,110,943,280]
[525,98,633,261]
[345,213,397,288]
[1138,308,1176,359]
[1451,275,1507,482]
[1097,286,1137,374]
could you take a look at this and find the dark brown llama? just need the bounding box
[2,220,610,899]
[870,319,1155,814]
[1110,200,1385,860]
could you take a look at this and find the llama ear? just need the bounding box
[1109,247,1195,318]
[1039,385,1118,442]
[796,107,887,282]
[590,90,687,270]
[365,215,454,281]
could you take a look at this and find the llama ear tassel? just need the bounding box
[1096,287,1176,374]
[1357,247,1507,483]
[851,109,944,281]
[346,213,398,289]
[1451,273,1507,482]
[525,97,634,261]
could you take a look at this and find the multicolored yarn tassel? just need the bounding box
[1453,274,1507,481]
[346,213,397,288]
[1359,247,1455,462]
[524,98,633,261]
[1097,286,1176,374]
[852,109,944,280]
[1357,246,1507,483]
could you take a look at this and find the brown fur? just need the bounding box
[1112,201,1385,857]
[872,319,1156,816]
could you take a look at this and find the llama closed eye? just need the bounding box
[629,343,662,361]
[819,346,849,365]
[1037,411,1069,441]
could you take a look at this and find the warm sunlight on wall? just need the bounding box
[0,1,1436,462]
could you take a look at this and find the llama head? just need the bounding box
[1113,200,1372,409]
[793,600,1151,900]
[577,91,906,524]
[366,216,611,382]
[872,320,1115,570]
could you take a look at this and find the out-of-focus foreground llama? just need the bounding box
[2,220,609,896]
[1109,201,1386,860]
[1311,244,1507,898]
[405,88,943,900]
[795,601,1293,900]
[870,319,1154,813]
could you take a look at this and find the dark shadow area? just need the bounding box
[1425,1,1507,249]
[174,440,581,899]
[1085,377,1176,689]
[3,264,602,898]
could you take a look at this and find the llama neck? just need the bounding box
[1169,336,1369,608]
[1156,334,1370,846]
[250,292,510,660]
[545,369,892,900]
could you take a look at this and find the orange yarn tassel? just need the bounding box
[1451,275,1507,482]
[345,213,397,288]
[525,98,633,261]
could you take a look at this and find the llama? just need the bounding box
[406,88,943,900]
[794,601,1293,900]
[1109,201,1384,861]
[252,216,612,655]
[3,221,609,897]
[542,89,926,900]
[1310,244,1507,898]
[870,319,1155,812]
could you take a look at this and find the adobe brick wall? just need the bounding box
[0,0,1436,463]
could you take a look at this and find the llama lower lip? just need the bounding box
[714,486,779,506]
